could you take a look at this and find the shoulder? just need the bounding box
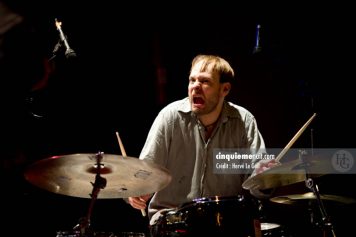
[224,101,256,122]
[159,97,191,115]
[153,98,191,131]
[151,98,191,127]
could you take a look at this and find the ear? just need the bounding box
[221,82,231,96]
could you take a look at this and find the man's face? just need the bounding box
[188,61,225,116]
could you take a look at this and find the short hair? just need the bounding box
[190,54,235,84]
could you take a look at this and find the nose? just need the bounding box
[191,81,202,91]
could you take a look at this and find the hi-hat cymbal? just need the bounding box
[242,156,332,190]
[270,192,356,205]
[24,153,172,199]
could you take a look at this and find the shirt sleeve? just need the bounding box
[139,108,172,167]
[246,115,267,164]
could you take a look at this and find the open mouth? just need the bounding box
[193,96,205,106]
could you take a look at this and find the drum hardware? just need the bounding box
[243,113,318,191]
[244,112,341,236]
[54,153,115,237]
[260,222,287,237]
[72,152,106,236]
[56,230,118,237]
[24,151,172,236]
[298,150,337,237]
[242,155,327,191]
[116,232,145,237]
[269,151,342,237]
[256,199,292,237]
[24,152,171,198]
[270,192,356,206]
[151,195,260,237]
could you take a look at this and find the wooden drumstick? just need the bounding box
[275,113,317,162]
[115,132,147,217]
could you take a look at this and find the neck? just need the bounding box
[204,120,217,131]
[198,101,224,127]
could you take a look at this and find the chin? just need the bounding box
[192,109,205,116]
[191,107,199,114]
[191,104,200,111]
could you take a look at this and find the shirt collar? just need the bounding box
[177,97,240,124]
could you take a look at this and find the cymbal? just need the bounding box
[24,153,172,199]
[242,156,332,190]
[270,192,356,205]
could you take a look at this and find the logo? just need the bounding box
[331,150,354,173]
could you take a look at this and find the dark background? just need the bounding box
[1,1,355,237]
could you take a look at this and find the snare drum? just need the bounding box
[152,195,260,237]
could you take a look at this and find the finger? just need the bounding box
[131,201,146,210]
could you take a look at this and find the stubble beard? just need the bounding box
[192,99,219,117]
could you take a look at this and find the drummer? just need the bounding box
[128,54,277,226]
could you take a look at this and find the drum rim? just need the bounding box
[180,195,247,209]
[260,222,281,231]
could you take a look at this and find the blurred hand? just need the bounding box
[254,159,280,175]
[249,159,280,199]
[128,194,152,210]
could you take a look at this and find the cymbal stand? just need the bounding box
[299,150,336,237]
[73,152,107,236]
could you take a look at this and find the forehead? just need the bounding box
[190,61,218,79]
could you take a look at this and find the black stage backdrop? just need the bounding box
[1,1,355,237]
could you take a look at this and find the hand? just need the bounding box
[128,194,152,210]
[254,159,280,175]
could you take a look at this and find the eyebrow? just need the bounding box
[189,74,213,80]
